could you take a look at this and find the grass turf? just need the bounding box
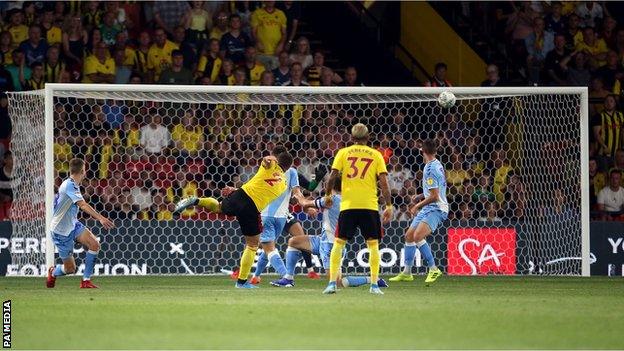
[2,275,623,349]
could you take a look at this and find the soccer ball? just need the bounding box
[437,91,456,109]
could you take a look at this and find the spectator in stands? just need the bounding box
[289,36,313,70]
[114,48,131,84]
[5,48,32,91]
[544,2,565,35]
[341,66,363,87]
[491,149,513,203]
[172,25,197,71]
[545,34,569,86]
[251,1,287,70]
[99,11,121,46]
[0,67,15,92]
[129,73,142,84]
[525,17,554,84]
[147,28,179,83]
[220,14,251,66]
[62,15,88,79]
[388,156,413,195]
[589,77,611,116]
[260,70,275,86]
[52,2,69,25]
[320,67,337,87]
[44,46,66,83]
[6,10,29,48]
[614,29,624,59]
[146,189,173,221]
[54,129,72,178]
[282,61,308,86]
[481,64,505,86]
[576,27,609,69]
[575,1,604,28]
[167,168,198,217]
[472,171,496,204]
[243,46,265,85]
[272,51,291,86]
[217,58,235,85]
[210,11,230,41]
[447,152,469,196]
[298,148,320,181]
[158,50,193,85]
[153,1,190,36]
[561,51,591,87]
[592,95,623,162]
[595,51,622,91]
[19,25,48,66]
[458,202,475,221]
[82,1,103,32]
[182,1,212,44]
[40,9,62,47]
[82,42,115,83]
[601,16,618,50]
[131,173,154,212]
[195,38,221,83]
[111,188,137,220]
[133,31,150,78]
[614,149,624,172]
[0,31,13,66]
[172,113,204,162]
[22,2,36,27]
[597,169,624,220]
[564,14,583,52]
[424,62,451,87]
[278,1,301,53]
[0,151,13,207]
[140,113,170,155]
[394,204,411,222]
[22,61,44,90]
[589,157,606,209]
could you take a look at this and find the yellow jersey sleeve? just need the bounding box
[375,150,388,175]
[241,160,287,211]
[331,148,345,173]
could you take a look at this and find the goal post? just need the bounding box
[6,84,589,277]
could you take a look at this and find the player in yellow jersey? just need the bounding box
[174,150,293,289]
[322,123,393,295]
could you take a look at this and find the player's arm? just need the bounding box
[378,172,393,224]
[412,188,439,213]
[76,200,114,229]
[323,169,339,207]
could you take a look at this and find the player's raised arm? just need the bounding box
[76,200,114,229]
[261,155,277,169]
[323,169,339,207]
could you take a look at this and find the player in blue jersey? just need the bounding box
[271,178,387,288]
[390,139,447,285]
[46,158,115,289]
[247,146,305,285]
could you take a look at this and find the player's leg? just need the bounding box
[173,196,221,215]
[252,217,274,283]
[287,220,318,278]
[236,233,260,288]
[361,210,384,295]
[413,210,446,285]
[47,224,82,288]
[389,226,417,282]
[323,211,351,294]
[271,235,313,287]
[75,225,101,288]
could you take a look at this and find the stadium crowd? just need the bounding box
[0,1,621,221]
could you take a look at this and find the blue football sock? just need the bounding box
[416,239,435,268]
[253,251,269,277]
[344,276,369,287]
[268,250,287,277]
[285,247,301,279]
[53,264,66,277]
[403,242,417,274]
[83,250,98,280]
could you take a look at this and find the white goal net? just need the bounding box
[5,85,589,276]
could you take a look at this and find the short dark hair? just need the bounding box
[421,139,437,155]
[69,158,85,175]
[435,62,447,71]
[276,152,293,170]
[609,168,622,177]
[171,49,183,57]
[272,145,287,156]
[30,61,43,69]
[229,13,241,21]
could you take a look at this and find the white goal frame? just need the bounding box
[42,84,590,276]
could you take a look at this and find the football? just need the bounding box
[437,91,456,108]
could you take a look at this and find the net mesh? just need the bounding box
[6,88,583,276]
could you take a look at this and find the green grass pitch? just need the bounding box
[3,275,623,349]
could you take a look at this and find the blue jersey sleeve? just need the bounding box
[288,168,299,190]
[66,182,84,203]
[424,165,441,190]
[314,197,325,209]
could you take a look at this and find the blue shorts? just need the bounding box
[410,208,448,232]
[51,221,86,261]
[308,235,344,270]
[260,216,287,243]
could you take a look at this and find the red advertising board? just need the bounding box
[447,228,517,275]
